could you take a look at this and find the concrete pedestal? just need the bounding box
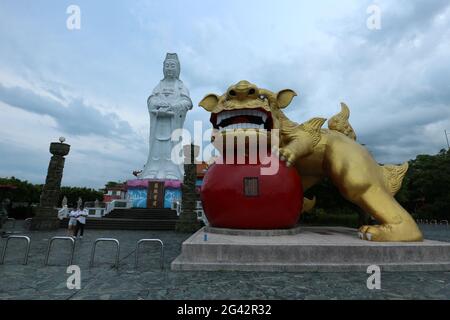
[171,226,450,272]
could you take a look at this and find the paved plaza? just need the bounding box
[0,222,449,300]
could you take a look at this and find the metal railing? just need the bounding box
[89,238,120,269]
[134,239,164,270]
[1,235,31,265]
[44,236,76,266]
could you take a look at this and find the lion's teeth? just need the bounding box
[217,109,269,128]
[262,114,267,122]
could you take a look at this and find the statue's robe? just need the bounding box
[140,79,192,180]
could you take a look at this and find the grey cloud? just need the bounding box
[0,83,136,141]
[366,0,450,44]
[0,139,141,189]
[0,141,48,184]
[2,0,450,189]
[296,1,450,163]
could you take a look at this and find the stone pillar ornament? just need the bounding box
[30,139,70,230]
[138,53,193,181]
[175,144,201,233]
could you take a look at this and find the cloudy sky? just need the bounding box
[0,0,449,189]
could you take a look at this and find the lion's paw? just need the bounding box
[272,146,297,167]
[358,223,423,242]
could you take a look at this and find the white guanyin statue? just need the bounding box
[138,53,192,181]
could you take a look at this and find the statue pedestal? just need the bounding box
[171,226,450,272]
[29,207,60,231]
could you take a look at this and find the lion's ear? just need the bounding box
[276,89,297,109]
[199,94,220,112]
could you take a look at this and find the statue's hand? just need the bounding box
[151,108,174,117]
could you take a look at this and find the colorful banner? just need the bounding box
[164,188,181,209]
[128,188,147,208]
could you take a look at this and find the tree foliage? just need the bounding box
[0,176,42,204]
[398,149,450,220]
[303,149,450,224]
[0,177,103,207]
[104,181,124,189]
[59,186,104,208]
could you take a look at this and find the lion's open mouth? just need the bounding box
[211,108,273,131]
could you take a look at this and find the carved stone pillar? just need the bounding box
[175,144,201,233]
[30,140,70,230]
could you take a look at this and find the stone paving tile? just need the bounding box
[0,224,449,300]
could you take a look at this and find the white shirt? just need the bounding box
[76,209,88,224]
[68,210,78,224]
[69,210,78,218]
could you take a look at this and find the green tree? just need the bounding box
[0,177,104,208]
[302,149,450,225]
[59,187,104,207]
[398,149,450,220]
[0,176,42,204]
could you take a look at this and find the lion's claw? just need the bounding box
[278,147,298,166]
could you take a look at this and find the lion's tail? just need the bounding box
[328,103,357,140]
[381,162,409,195]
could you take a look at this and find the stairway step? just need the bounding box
[104,208,179,220]
[59,217,178,231]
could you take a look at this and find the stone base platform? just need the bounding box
[171,226,450,272]
[29,207,60,231]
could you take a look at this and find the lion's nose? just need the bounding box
[227,81,258,100]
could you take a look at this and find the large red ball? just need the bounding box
[200,154,303,229]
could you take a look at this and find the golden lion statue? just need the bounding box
[199,80,423,242]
